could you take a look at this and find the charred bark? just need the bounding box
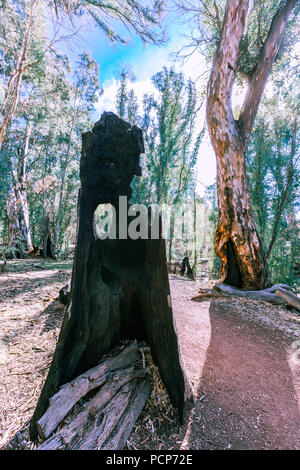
[180,256,194,280]
[30,113,191,441]
[59,280,71,305]
[42,214,56,259]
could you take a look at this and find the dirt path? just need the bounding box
[1,264,299,450]
[129,277,300,450]
[170,278,300,450]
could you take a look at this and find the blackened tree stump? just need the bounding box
[30,112,192,442]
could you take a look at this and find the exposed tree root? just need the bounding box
[192,283,299,312]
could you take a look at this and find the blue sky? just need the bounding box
[52,6,217,193]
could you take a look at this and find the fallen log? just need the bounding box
[276,287,300,312]
[191,284,293,306]
[37,342,141,440]
[38,368,151,450]
[213,283,287,305]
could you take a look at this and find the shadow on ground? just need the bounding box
[0,272,70,302]
[185,300,300,449]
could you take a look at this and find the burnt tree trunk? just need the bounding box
[42,214,55,259]
[206,0,298,290]
[30,113,192,441]
[180,256,194,280]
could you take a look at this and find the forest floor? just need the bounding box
[0,260,299,450]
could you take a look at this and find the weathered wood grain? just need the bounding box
[37,343,140,439]
[38,369,151,450]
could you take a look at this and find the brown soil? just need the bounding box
[1,262,299,450]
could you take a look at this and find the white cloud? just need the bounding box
[94,77,118,118]
[94,76,158,119]
[94,51,217,193]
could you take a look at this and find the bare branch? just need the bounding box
[238,0,299,142]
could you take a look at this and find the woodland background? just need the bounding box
[0,0,299,286]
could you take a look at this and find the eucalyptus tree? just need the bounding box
[0,0,166,151]
[0,0,38,151]
[143,68,203,206]
[0,0,48,253]
[116,66,138,123]
[176,0,299,288]
[0,45,98,256]
[114,67,204,262]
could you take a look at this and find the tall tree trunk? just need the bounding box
[54,89,79,253]
[0,1,35,151]
[168,211,176,265]
[6,189,26,258]
[5,121,33,257]
[13,121,33,251]
[206,0,298,290]
[30,113,191,441]
[54,165,66,253]
[42,213,55,259]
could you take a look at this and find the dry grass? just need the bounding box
[1,266,299,450]
[0,259,71,449]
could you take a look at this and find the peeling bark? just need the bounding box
[206,0,298,290]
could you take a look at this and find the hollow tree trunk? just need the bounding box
[213,130,269,289]
[42,213,55,259]
[29,113,191,441]
[206,0,298,290]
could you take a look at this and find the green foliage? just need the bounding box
[114,66,206,264]
[246,65,300,285]
[141,67,204,205]
[175,0,300,82]
[51,0,166,44]
[0,3,101,254]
